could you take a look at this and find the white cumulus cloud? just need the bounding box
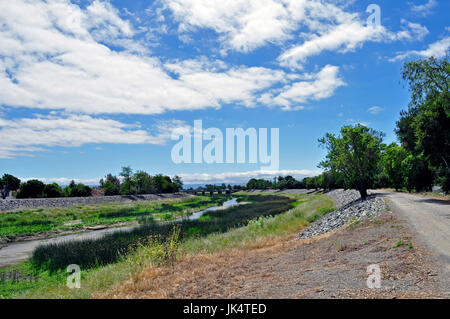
[259,65,346,108]
[0,0,348,117]
[411,0,437,16]
[390,36,450,61]
[176,169,322,184]
[0,114,190,158]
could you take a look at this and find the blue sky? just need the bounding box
[0,0,449,185]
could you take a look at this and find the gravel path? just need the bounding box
[372,190,450,291]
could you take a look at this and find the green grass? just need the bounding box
[304,206,336,223]
[393,240,414,249]
[0,195,228,238]
[181,193,333,254]
[0,262,65,299]
[2,193,333,299]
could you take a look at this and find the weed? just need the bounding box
[394,240,412,248]
[348,217,360,229]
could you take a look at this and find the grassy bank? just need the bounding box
[1,193,333,299]
[0,195,227,239]
[30,195,294,271]
[181,193,334,254]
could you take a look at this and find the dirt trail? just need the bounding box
[372,190,450,290]
[108,212,447,299]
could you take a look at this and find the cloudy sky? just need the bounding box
[0,0,449,185]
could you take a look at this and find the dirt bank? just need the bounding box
[106,212,447,299]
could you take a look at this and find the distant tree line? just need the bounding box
[246,175,304,190]
[0,175,92,199]
[99,166,183,195]
[0,166,184,199]
[186,184,244,192]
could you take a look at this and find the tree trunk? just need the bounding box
[359,187,368,200]
[1,187,8,199]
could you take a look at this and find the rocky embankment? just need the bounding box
[297,189,387,239]
[0,193,188,212]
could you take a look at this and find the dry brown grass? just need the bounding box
[98,220,350,299]
[98,213,448,299]
[96,233,298,299]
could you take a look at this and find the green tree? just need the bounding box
[319,125,384,200]
[120,166,135,195]
[153,174,177,193]
[401,153,434,192]
[100,174,121,196]
[303,177,316,190]
[133,171,154,194]
[17,179,45,198]
[62,181,91,197]
[43,183,64,198]
[381,143,409,191]
[317,171,343,191]
[246,178,273,190]
[102,181,120,196]
[0,174,21,199]
[173,175,183,192]
[396,56,450,192]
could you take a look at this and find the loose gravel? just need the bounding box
[297,189,387,239]
[323,189,362,208]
